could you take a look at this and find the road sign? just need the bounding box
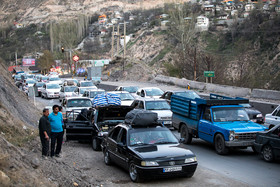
[73,55,79,62]
[94,60,105,67]
[204,71,215,77]
[71,63,75,71]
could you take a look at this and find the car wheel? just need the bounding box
[41,93,44,98]
[104,149,112,165]
[214,134,229,155]
[129,162,142,183]
[92,138,101,151]
[180,124,192,144]
[261,145,274,162]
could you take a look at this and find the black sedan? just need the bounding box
[160,90,201,104]
[254,124,280,162]
[240,103,263,124]
[102,123,197,182]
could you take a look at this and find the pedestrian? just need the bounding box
[39,108,51,159]
[49,105,64,158]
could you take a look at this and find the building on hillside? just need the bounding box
[161,20,170,30]
[160,14,169,19]
[245,4,255,12]
[195,15,209,32]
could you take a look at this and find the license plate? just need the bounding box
[163,121,172,124]
[163,166,182,172]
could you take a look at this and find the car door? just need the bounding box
[115,128,129,169]
[268,107,280,126]
[107,127,122,164]
[198,107,214,143]
[41,84,46,96]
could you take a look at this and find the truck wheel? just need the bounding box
[92,138,101,151]
[104,149,112,165]
[129,162,142,183]
[214,134,229,155]
[261,145,274,162]
[180,125,192,144]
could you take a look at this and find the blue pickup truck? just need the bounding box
[171,94,267,155]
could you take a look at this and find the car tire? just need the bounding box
[104,149,112,165]
[180,124,192,144]
[129,162,142,183]
[41,93,44,98]
[214,134,229,155]
[261,145,274,162]
[92,138,101,151]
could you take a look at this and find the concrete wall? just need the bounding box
[154,75,280,100]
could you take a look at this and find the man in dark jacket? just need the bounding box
[39,108,51,158]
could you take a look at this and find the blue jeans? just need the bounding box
[50,131,63,157]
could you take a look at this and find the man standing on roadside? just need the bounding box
[39,108,51,159]
[49,105,64,158]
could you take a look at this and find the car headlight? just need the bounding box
[229,130,235,141]
[184,157,197,163]
[141,161,159,166]
[256,114,263,118]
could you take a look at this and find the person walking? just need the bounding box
[39,108,51,159]
[49,105,64,158]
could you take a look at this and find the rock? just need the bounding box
[31,157,40,169]
[0,170,10,187]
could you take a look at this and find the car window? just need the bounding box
[145,101,170,110]
[118,129,127,145]
[145,88,164,96]
[131,100,139,108]
[203,107,211,121]
[66,99,92,107]
[81,82,94,87]
[138,101,144,109]
[274,109,280,117]
[271,127,280,137]
[123,86,138,93]
[110,127,122,141]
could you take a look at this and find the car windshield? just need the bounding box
[115,93,134,100]
[49,77,60,81]
[67,99,92,108]
[35,82,45,87]
[123,86,138,93]
[145,88,164,96]
[146,101,171,110]
[41,76,48,80]
[65,86,77,92]
[175,91,200,99]
[129,129,178,146]
[90,91,105,98]
[212,107,250,122]
[26,75,34,79]
[81,82,94,87]
[26,80,36,84]
[46,84,60,89]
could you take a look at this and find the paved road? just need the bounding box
[33,80,280,187]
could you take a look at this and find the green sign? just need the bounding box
[204,71,215,77]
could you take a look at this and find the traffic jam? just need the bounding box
[13,72,280,182]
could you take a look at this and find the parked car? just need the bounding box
[73,87,98,97]
[107,91,135,106]
[77,81,97,89]
[59,86,77,102]
[102,109,197,182]
[40,76,48,83]
[33,82,45,97]
[240,103,263,124]
[41,83,61,99]
[160,90,201,104]
[82,89,106,101]
[254,124,280,162]
[35,74,43,81]
[135,87,164,99]
[48,76,63,86]
[130,98,172,127]
[115,86,139,97]
[61,97,92,114]
[264,105,280,129]
[24,79,36,87]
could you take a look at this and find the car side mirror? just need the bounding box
[179,138,185,143]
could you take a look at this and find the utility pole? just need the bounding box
[117,24,120,55]
[123,21,126,71]
[111,24,115,59]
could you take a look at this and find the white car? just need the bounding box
[114,86,139,98]
[73,87,97,97]
[131,98,173,127]
[59,86,78,102]
[82,89,106,101]
[61,97,92,115]
[264,105,280,129]
[41,83,61,99]
[77,81,97,89]
[135,87,164,99]
[48,76,63,86]
[107,91,135,106]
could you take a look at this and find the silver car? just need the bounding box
[264,105,280,129]
[59,86,77,102]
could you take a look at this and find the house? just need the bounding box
[161,20,170,30]
[195,15,209,32]
[160,14,169,19]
